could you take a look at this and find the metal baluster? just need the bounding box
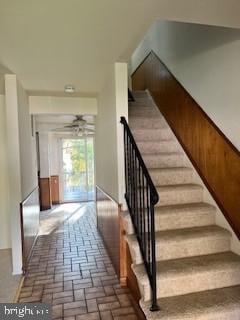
[124,128,128,200]
[128,131,131,203]
[134,154,139,236]
[146,185,151,269]
[150,198,159,311]
[131,143,135,221]
[129,140,133,217]
[120,117,159,312]
[141,171,146,260]
[138,160,143,250]
[126,133,130,205]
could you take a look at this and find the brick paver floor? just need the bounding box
[18,202,139,320]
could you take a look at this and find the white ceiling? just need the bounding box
[1,0,240,94]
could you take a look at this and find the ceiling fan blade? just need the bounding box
[82,131,94,136]
[84,124,95,130]
[64,124,80,128]
[52,127,73,132]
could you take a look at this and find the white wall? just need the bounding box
[17,82,38,200]
[130,20,240,151]
[29,96,97,115]
[95,63,128,203]
[0,93,11,249]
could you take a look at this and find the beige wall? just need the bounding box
[130,20,240,151]
[39,132,63,179]
[29,96,97,115]
[130,21,240,252]
[95,63,128,203]
[38,133,50,179]
[0,93,11,249]
[0,77,5,94]
[115,63,128,205]
[49,134,60,177]
[4,75,38,273]
[17,82,38,199]
[5,74,23,274]
[95,66,118,201]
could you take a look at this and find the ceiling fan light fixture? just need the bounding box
[64,85,75,93]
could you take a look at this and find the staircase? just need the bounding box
[123,91,240,320]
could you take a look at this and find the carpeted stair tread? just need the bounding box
[154,225,230,242]
[142,152,187,168]
[126,225,231,263]
[149,167,194,185]
[154,202,216,230]
[133,252,240,299]
[123,203,216,234]
[140,285,240,320]
[132,128,173,141]
[129,116,167,129]
[137,140,180,153]
[132,90,149,99]
[155,184,203,206]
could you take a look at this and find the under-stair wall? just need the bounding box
[131,52,240,248]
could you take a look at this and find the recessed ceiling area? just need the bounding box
[1,0,240,94]
[35,114,95,136]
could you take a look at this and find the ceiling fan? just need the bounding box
[52,115,95,136]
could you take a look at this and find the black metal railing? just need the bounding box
[128,89,135,102]
[120,116,160,311]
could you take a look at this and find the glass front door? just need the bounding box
[61,137,94,202]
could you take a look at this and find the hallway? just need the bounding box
[18,203,138,320]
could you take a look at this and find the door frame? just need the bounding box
[58,135,95,203]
